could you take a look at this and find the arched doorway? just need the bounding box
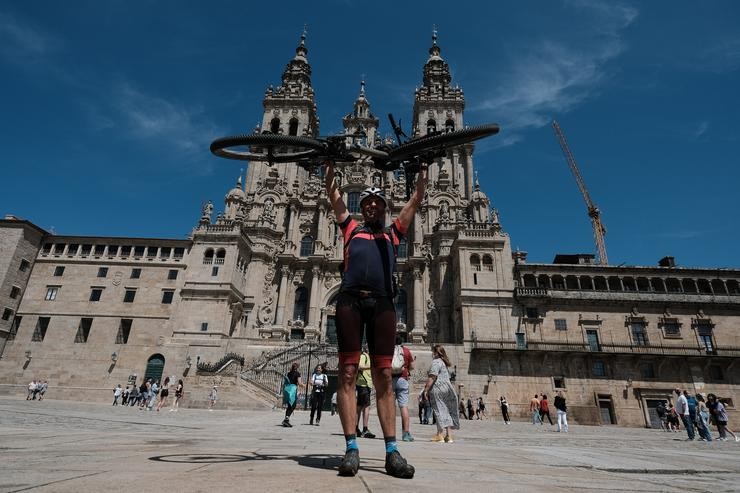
[144,354,165,384]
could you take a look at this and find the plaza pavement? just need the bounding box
[1,397,739,493]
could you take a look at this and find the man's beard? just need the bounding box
[365,217,384,230]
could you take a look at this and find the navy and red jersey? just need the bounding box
[339,217,406,297]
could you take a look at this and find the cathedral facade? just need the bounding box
[1,34,738,427]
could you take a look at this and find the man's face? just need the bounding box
[361,196,385,224]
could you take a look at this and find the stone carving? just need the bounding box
[201,200,214,223]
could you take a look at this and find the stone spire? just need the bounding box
[413,29,465,137]
[261,28,319,137]
[343,79,380,147]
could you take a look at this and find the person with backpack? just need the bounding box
[308,365,328,426]
[324,161,427,479]
[391,336,415,442]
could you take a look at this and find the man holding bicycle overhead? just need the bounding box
[325,161,427,479]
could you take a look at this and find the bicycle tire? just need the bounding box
[210,134,326,162]
[388,123,500,162]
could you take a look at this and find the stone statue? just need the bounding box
[201,200,213,221]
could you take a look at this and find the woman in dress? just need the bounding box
[156,377,170,411]
[422,345,460,443]
[707,393,739,441]
[282,362,305,427]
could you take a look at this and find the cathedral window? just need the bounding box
[161,290,174,304]
[347,192,360,214]
[32,317,50,342]
[394,289,408,324]
[711,279,727,294]
[173,247,185,259]
[482,255,493,271]
[215,249,226,265]
[98,267,108,278]
[288,118,299,136]
[682,278,697,293]
[94,245,106,256]
[726,279,739,294]
[270,117,281,134]
[566,275,579,290]
[397,238,408,259]
[203,249,214,265]
[45,286,59,301]
[300,236,314,257]
[552,275,565,290]
[469,254,481,271]
[2,308,12,321]
[130,268,141,279]
[120,246,131,257]
[53,266,65,277]
[445,119,455,132]
[89,288,103,302]
[123,289,137,303]
[426,119,437,134]
[10,286,21,299]
[133,246,145,257]
[630,322,648,346]
[293,287,308,322]
[167,269,178,280]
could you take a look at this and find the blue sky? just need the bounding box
[1,1,739,268]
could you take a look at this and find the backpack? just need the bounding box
[687,396,697,414]
[391,345,406,375]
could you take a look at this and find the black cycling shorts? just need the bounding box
[335,292,397,369]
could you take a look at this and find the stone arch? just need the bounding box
[144,354,165,384]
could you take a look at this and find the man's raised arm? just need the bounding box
[325,163,349,223]
[397,166,428,230]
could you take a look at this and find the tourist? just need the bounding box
[112,384,122,405]
[499,396,511,424]
[466,397,474,421]
[330,391,338,416]
[419,391,432,425]
[355,347,376,439]
[674,388,695,440]
[148,380,159,410]
[171,379,184,411]
[156,377,170,412]
[476,397,487,420]
[324,161,425,479]
[707,393,739,441]
[281,363,304,426]
[26,380,37,400]
[695,394,712,441]
[539,394,553,425]
[554,391,568,433]
[392,336,415,442]
[309,365,328,426]
[423,344,459,443]
[121,386,130,406]
[37,380,48,401]
[128,385,139,407]
[530,394,542,424]
[207,385,218,411]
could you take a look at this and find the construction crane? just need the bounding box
[552,121,609,265]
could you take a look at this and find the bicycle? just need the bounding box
[210,114,499,198]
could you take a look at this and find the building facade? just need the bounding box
[1,34,738,426]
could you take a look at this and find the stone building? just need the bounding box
[1,33,738,426]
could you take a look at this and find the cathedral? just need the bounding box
[1,33,738,427]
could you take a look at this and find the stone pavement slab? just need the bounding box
[1,397,739,492]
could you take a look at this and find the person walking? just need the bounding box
[695,394,712,441]
[423,345,460,443]
[27,380,37,400]
[156,377,170,412]
[330,391,338,416]
[476,397,487,420]
[282,363,304,427]
[207,385,218,411]
[148,380,159,410]
[539,394,554,425]
[355,348,376,439]
[499,396,511,424]
[674,388,695,440]
[707,393,739,441]
[554,391,568,433]
[309,365,328,426]
[37,380,48,401]
[530,394,542,425]
[324,161,426,479]
[419,391,432,425]
[170,379,184,411]
[112,384,122,406]
[392,336,415,442]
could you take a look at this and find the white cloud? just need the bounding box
[0,11,55,62]
[111,83,221,154]
[472,1,638,146]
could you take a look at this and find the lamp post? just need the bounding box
[304,343,313,410]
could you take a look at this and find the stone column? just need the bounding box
[275,265,290,325]
[413,267,424,333]
[309,266,321,325]
[286,205,298,253]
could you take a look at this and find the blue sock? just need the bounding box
[384,436,397,453]
[345,434,358,452]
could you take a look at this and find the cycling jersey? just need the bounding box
[339,216,406,298]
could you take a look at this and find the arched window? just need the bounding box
[538,275,551,289]
[445,119,455,132]
[397,238,408,259]
[394,289,408,324]
[523,274,537,288]
[215,248,226,264]
[552,275,565,289]
[426,119,437,134]
[470,254,481,271]
[270,117,280,134]
[580,276,594,290]
[288,118,299,136]
[144,354,165,384]
[482,255,493,271]
[203,248,214,265]
[347,192,360,214]
[293,287,308,322]
[300,236,314,257]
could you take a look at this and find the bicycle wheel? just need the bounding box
[388,123,500,162]
[210,134,326,162]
